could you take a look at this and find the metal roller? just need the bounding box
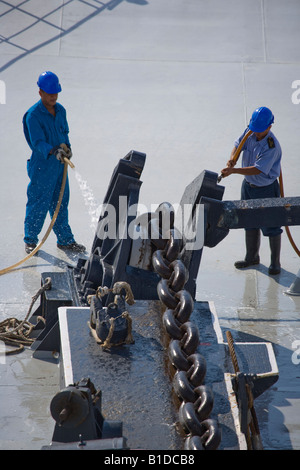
[50,387,89,428]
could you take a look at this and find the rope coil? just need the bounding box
[0,277,52,355]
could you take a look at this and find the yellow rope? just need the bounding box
[0,158,74,276]
[101,311,134,350]
[0,277,51,354]
[94,282,135,305]
[101,317,116,349]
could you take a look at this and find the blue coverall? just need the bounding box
[23,99,75,245]
[235,128,283,237]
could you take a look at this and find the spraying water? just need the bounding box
[74,171,100,231]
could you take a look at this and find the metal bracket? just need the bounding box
[201,195,300,247]
[29,271,76,357]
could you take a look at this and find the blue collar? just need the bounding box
[38,99,60,115]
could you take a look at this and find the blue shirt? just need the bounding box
[234,128,282,187]
[23,99,70,175]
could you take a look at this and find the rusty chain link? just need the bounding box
[150,205,221,450]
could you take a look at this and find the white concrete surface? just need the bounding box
[0,0,300,450]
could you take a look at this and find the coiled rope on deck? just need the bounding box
[0,277,52,354]
[0,158,73,353]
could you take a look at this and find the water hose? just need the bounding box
[279,170,300,257]
[217,129,253,182]
[0,157,74,276]
[218,130,300,257]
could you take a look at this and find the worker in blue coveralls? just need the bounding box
[221,106,282,275]
[23,71,85,254]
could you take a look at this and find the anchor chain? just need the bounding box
[150,207,221,450]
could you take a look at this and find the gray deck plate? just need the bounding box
[58,300,278,449]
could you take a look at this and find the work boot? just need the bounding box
[268,234,281,275]
[57,241,86,253]
[25,243,37,254]
[234,229,260,269]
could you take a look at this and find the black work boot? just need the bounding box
[234,229,260,269]
[25,243,37,254]
[268,234,281,275]
[57,242,86,253]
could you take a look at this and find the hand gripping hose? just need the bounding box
[218,130,300,258]
[0,157,74,276]
[217,129,253,182]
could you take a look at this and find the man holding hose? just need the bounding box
[221,106,282,275]
[23,71,85,254]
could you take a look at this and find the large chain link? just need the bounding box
[150,206,221,450]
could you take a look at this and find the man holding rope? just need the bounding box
[23,71,85,254]
[221,107,282,275]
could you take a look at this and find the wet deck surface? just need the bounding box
[0,0,300,450]
[59,302,182,450]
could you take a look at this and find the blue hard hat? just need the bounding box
[249,107,274,132]
[37,71,62,94]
